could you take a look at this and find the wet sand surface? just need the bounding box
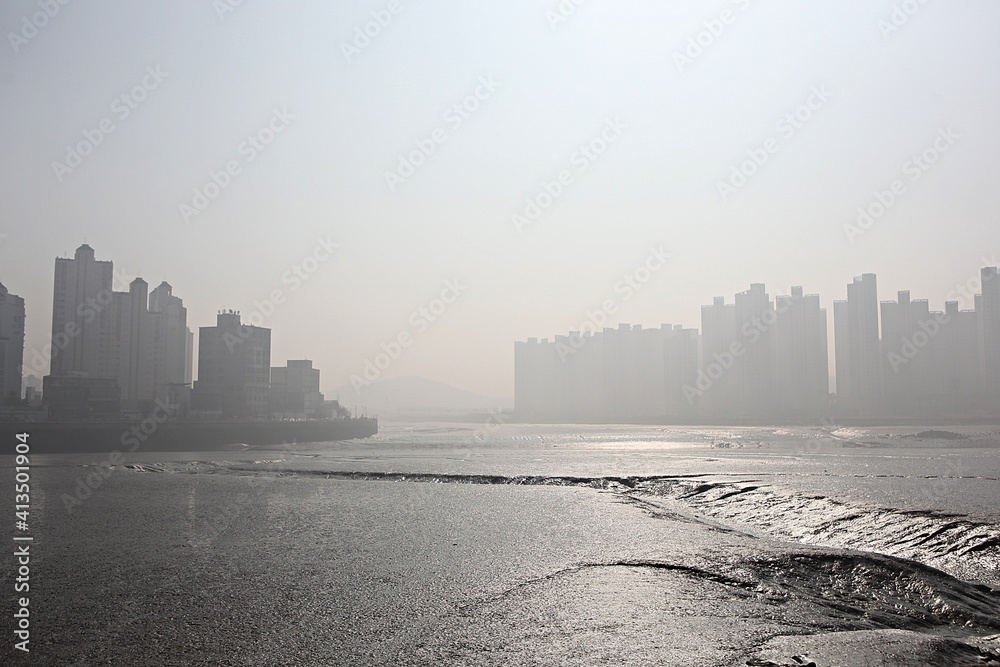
[2,423,999,666]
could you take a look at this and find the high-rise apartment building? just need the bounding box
[879,288,985,416]
[880,290,934,415]
[698,284,777,418]
[773,287,829,417]
[514,268,996,422]
[938,301,982,414]
[50,244,115,377]
[699,296,738,415]
[0,283,26,404]
[113,278,155,404]
[733,283,775,417]
[47,245,192,416]
[981,267,1000,407]
[514,323,699,421]
[834,273,881,414]
[149,281,194,401]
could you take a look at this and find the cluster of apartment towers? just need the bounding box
[515,269,1000,421]
[0,245,337,420]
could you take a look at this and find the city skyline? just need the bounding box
[516,267,999,420]
[3,242,997,407]
[1,242,353,420]
[8,241,997,401]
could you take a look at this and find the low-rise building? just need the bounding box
[192,311,270,417]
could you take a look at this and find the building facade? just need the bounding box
[50,244,115,378]
[514,322,699,422]
[42,374,121,420]
[773,287,829,417]
[149,281,193,410]
[834,273,882,415]
[193,312,271,417]
[47,245,193,417]
[112,278,155,406]
[0,283,26,404]
[981,267,1000,408]
[270,359,326,418]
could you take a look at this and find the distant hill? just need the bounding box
[331,376,512,419]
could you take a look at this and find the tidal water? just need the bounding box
[3,422,999,666]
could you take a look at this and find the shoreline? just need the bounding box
[0,417,379,454]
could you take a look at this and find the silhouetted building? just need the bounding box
[515,323,699,421]
[573,330,604,418]
[0,283,26,404]
[699,296,738,415]
[148,281,194,406]
[981,267,1000,409]
[515,268,996,422]
[270,359,326,418]
[47,247,192,415]
[193,311,271,417]
[185,328,194,385]
[111,278,155,407]
[664,325,700,416]
[880,290,936,415]
[834,273,881,415]
[938,301,982,413]
[50,244,115,377]
[735,284,776,417]
[773,287,829,417]
[879,288,987,416]
[697,284,778,418]
[22,374,42,402]
[43,374,121,420]
[602,324,638,419]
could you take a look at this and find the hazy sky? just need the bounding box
[2,1,998,399]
